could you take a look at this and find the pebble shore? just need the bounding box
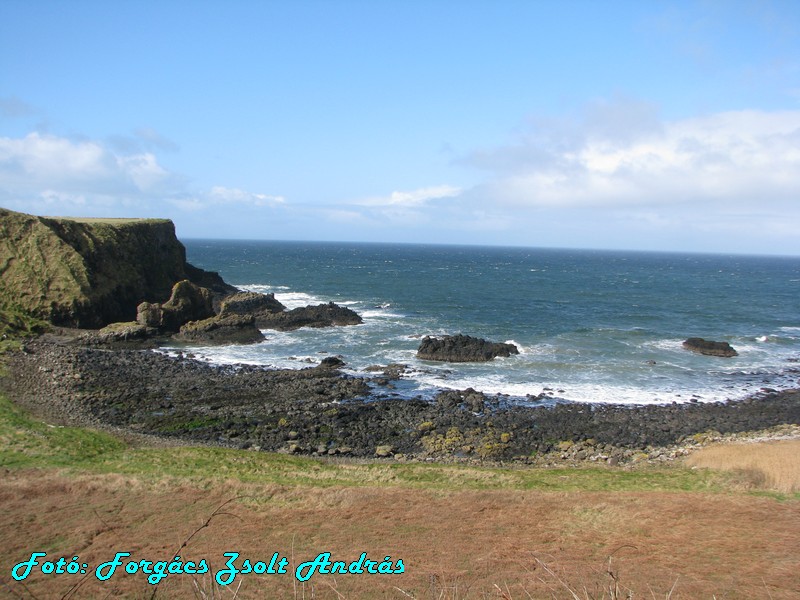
[3,335,799,465]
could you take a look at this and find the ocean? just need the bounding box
[176,240,800,406]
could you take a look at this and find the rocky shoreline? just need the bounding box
[3,334,799,466]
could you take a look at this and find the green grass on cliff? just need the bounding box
[0,306,48,354]
[51,217,171,225]
[0,389,733,494]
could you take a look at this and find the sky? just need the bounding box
[1,0,799,256]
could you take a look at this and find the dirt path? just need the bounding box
[1,469,798,599]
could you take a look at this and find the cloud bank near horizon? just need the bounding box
[462,105,800,211]
[1,103,798,253]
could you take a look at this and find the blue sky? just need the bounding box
[1,0,799,255]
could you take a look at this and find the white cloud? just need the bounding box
[327,184,463,228]
[0,132,174,199]
[355,184,462,207]
[208,186,285,207]
[463,107,800,211]
[0,132,286,220]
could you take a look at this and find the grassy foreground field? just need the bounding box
[1,391,798,599]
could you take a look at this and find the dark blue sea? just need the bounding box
[177,240,800,406]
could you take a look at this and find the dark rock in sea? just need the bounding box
[256,302,363,331]
[174,314,265,345]
[683,337,738,357]
[318,356,346,369]
[219,291,286,318]
[364,363,408,380]
[417,334,519,362]
[137,280,215,332]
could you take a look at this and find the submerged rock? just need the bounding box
[417,334,519,362]
[683,337,738,357]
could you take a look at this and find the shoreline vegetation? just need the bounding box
[2,208,799,597]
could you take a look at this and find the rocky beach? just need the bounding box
[4,332,799,465]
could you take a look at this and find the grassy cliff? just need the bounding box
[0,207,228,328]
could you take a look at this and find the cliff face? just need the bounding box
[0,208,234,328]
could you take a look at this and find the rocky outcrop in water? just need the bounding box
[175,314,265,345]
[256,302,363,331]
[219,291,286,319]
[683,338,738,357]
[417,334,519,362]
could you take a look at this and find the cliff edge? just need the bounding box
[0,207,234,328]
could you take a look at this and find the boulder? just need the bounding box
[257,302,363,331]
[174,314,265,345]
[682,337,738,357]
[136,280,215,332]
[219,291,286,318]
[417,334,519,362]
[318,356,346,369]
[136,302,163,328]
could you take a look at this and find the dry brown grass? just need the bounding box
[1,469,799,599]
[686,439,800,493]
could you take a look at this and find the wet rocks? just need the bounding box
[434,388,487,413]
[417,334,519,362]
[219,291,285,319]
[3,338,798,465]
[318,356,346,369]
[175,314,265,345]
[256,302,363,331]
[683,337,738,357]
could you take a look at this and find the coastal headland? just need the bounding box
[1,207,798,464]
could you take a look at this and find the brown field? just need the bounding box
[1,466,799,600]
[686,439,800,493]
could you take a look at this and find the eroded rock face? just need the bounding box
[175,314,265,345]
[0,207,235,328]
[136,280,215,332]
[417,334,519,362]
[683,338,738,357]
